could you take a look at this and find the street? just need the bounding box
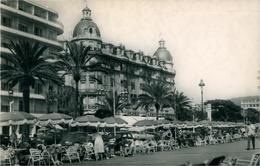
[65,139,260,166]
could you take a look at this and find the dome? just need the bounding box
[72,5,101,41]
[153,39,172,63]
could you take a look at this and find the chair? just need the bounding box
[235,152,260,166]
[83,144,94,160]
[195,137,207,146]
[61,146,80,163]
[0,149,12,166]
[27,148,46,166]
[157,140,171,151]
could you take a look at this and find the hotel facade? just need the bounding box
[0,0,64,114]
[64,5,176,116]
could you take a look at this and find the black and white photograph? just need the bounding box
[0,0,260,165]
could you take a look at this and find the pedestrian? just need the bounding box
[10,131,18,148]
[246,122,256,150]
[93,129,105,160]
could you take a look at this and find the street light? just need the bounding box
[8,88,14,112]
[199,79,205,120]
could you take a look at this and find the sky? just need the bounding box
[36,0,260,103]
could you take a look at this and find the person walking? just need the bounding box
[93,129,105,160]
[246,122,256,150]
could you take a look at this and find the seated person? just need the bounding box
[123,139,135,156]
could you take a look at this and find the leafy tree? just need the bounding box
[136,80,174,120]
[170,90,192,121]
[0,40,62,140]
[95,91,130,118]
[56,85,76,117]
[205,99,243,122]
[45,88,57,113]
[54,41,105,117]
[245,108,260,123]
[0,40,63,113]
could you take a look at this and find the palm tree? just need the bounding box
[0,40,63,114]
[171,91,192,121]
[54,41,105,117]
[56,85,76,117]
[45,89,57,113]
[136,80,174,120]
[95,91,130,118]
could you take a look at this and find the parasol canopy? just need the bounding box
[155,119,172,128]
[133,119,158,129]
[0,112,37,126]
[101,117,129,128]
[38,113,73,125]
[71,115,102,127]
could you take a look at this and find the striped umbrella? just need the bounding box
[0,112,37,126]
[71,115,102,127]
[133,119,158,129]
[101,117,129,128]
[38,113,73,125]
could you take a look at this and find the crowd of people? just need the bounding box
[0,122,259,165]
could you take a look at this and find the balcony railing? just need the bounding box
[1,26,62,48]
[0,4,63,34]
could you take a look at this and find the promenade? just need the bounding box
[66,139,260,166]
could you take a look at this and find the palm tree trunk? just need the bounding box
[155,104,160,120]
[22,84,30,141]
[22,84,30,113]
[75,81,79,118]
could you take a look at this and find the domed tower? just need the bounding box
[153,39,173,69]
[72,4,102,50]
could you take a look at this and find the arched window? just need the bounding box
[89,28,93,34]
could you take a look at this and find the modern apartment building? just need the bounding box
[65,5,176,116]
[0,0,63,113]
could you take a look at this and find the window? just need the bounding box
[89,75,96,83]
[97,75,102,85]
[34,27,43,36]
[48,30,56,40]
[35,83,43,94]
[1,82,9,90]
[34,8,46,19]
[131,82,135,90]
[89,28,93,34]
[1,40,11,48]
[110,78,114,87]
[19,100,23,112]
[140,83,145,89]
[1,17,12,27]
[121,80,127,88]
[18,83,23,92]
[1,105,9,112]
[18,24,28,32]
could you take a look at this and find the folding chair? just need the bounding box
[0,149,12,166]
[61,146,80,163]
[27,148,46,166]
[83,145,94,161]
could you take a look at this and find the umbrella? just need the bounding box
[70,115,102,127]
[133,119,158,129]
[38,113,73,125]
[0,112,37,126]
[155,119,172,128]
[101,117,129,128]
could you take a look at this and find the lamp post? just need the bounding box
[199,79,205,120]
[8,88,14,112]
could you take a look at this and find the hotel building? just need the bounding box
[0,0,64,114]
[65,5,176,117]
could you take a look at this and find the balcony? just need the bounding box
[0,26,62,49]
[0,4,63,35]
[0,90,45,100]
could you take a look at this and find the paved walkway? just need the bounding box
[65,139,260,166]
